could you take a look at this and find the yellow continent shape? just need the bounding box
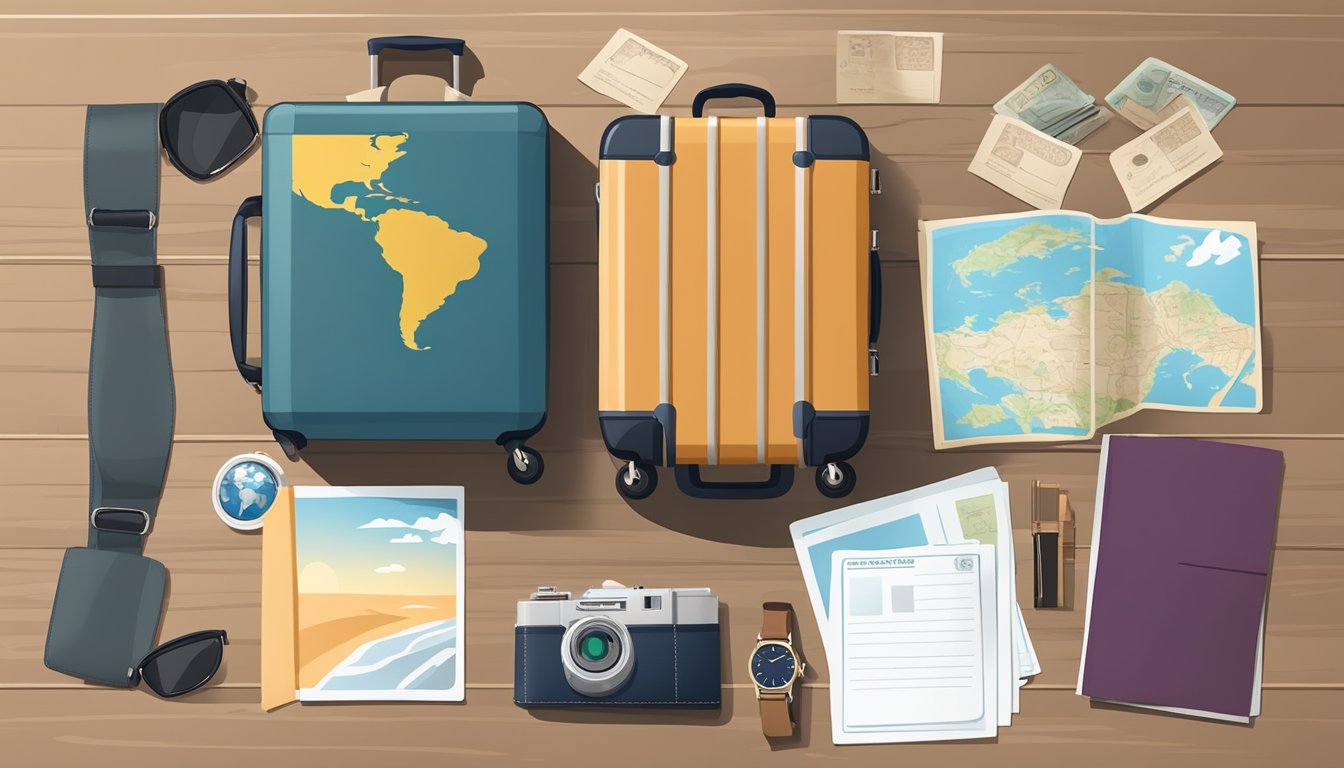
[291,134,409,220]
[373,209,487,350]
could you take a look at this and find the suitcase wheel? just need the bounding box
[272,429,307,461]
[506,446,545,485]
[816,461,856,498]
[614,461,658,501]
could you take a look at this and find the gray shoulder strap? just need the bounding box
[84,104,175,554]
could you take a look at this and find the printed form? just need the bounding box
[829,545,997,743]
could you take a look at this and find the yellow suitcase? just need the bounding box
[598,84,881,500]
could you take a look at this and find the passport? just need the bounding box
[1078,435,1283,721]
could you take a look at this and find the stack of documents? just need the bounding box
[790,468,1040,744]
[1079,436,1283,722]
[994,64,1110,146]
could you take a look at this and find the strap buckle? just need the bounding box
[90,507,151,536]
[87,208,157,231]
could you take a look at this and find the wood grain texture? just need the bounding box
[2,0,1342,763]
[4,106,1344,258]
[2,689,1341,768]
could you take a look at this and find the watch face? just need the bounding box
[751,643,797,690]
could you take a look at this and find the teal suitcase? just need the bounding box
[228,37,549,483]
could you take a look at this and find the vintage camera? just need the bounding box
[514,582,721,708]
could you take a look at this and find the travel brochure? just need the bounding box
[262,486,465,708]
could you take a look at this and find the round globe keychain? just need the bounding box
[212,452,287,530]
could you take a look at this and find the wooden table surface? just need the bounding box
[3,1,1342,765]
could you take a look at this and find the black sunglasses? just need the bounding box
[160,78,258,181]
[129,629,228,698]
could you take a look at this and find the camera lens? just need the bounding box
[579,630,613,664]
[561,617,635,696]
[571,625,622,674]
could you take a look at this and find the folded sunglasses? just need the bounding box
[160,78,259,180]
[133,630,229,698]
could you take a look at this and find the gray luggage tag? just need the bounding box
[45,547,166,687]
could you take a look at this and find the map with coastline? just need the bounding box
[920,211,1261,448]
[291,133,486,351]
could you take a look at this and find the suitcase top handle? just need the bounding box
[367,36,465,92]
[692,83,777,118]
[367,36,465,56]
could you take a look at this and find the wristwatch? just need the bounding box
[749,602,805,737]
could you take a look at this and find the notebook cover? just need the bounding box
[1079,435,1283,718]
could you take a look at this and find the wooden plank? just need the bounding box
[3,106,1344,258]
[2,13,1343,107]
[0,687,1338,767]
[14,1,1344,16]
[0,539,1338,689]
[1,259,1339,436]
[0,434,1339,551]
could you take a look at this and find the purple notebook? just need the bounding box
[1079,435,1283,720]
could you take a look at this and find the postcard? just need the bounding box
[262,486,465,709]
[969,115,1082,209]
[837,30,943,104]
[1110,106,1222,211]
[578,28,688,113]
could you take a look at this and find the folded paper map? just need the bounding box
[579,28,688,114]
[837,30,943,103]
[919,212,1261,449]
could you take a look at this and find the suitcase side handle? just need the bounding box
[674,465,794,499]
[691,84,777,118]
[229,196,263,391]
[367,36,465,91]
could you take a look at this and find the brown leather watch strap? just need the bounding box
[759,692,794,738]
[761,601,792,641]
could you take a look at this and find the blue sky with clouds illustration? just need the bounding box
[295,496,458,596]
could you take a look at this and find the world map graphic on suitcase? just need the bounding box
[289,132,488,351]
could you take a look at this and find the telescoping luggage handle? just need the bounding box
[368,36,465,92]
[691,83,777,117]
[228,196,263,391]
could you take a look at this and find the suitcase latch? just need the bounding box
[869,168,882,195]
[869,347,880,376]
